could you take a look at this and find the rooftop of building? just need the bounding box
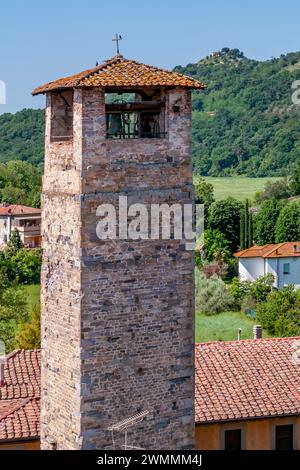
[0,205,41,217]
[0,350,40,441]
[32,55,205,96]
[234,241,300,259]
[195,337,300,424]
[2,338,300,441]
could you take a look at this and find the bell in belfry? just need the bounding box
[108,113,123,135]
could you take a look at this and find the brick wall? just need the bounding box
[41,87,195,450]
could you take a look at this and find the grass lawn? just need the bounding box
[204,176,282,201]
[23,284,40,308]
[196,310,272,342]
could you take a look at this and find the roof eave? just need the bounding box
[32,82,205,96]
[196,411,300,425]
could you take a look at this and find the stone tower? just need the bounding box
[33,55,204,450]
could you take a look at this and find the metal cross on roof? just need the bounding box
[112,33,123,55]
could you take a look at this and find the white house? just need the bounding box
[235,242,300,289]
[0,204,41,248]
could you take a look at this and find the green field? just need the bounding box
[23,284,40,308]
[196,310,271,342]
[204,176,282,201]
[23,285,269,343]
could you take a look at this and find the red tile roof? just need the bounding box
[3,340,299,438]
[234,242,300,258]
[0,205,41,217]
[0,350,40,441]
[32,55,205,95]
[195,337,300,423]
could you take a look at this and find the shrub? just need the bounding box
[202,261,228,279]
[195,268,234,315]
[229,274,274,309]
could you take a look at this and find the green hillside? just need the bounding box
[0,48,300,176]
[175,48,300,177]
[0,108,44,166]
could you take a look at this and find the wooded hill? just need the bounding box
[1,48,300,176]
[176,48,300,176]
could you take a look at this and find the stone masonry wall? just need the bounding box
[41,87,195,449]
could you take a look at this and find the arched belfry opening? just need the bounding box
[105,89,166,139]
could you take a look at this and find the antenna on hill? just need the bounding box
[107,410,149,450]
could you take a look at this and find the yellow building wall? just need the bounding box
[0,440,40,450]
[196,416,300,450]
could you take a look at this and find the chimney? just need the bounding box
[237,328,242,341]
[253,325,263,339]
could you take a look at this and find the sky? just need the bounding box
[0,0,300,114]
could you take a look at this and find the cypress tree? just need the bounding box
[244,199,249,248]
[248,210,253,247]
[240,208,245,250]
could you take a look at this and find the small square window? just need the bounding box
[283,263,290,274]
[224,429,241,450]
[275,424,293,450]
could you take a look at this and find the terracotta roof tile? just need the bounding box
[234,242,300,258]
[0,350,40,441]
[0,399,40,441]
[0,205,41,217]
[195,337,300,423]
[32,55,205,95]
[4,341,299,437]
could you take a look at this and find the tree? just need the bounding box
[248,210,253,248]
[204,228,231,262]
[6,229,23,255]
[240,208,245,250]
[10,248,42,285]
[194,176,215,220]
[275,201,300,242]
[0,160,41,208]
[16,304,40,349]
[257,286,300,336]
[254,199,282,245]
[0,109,44,167]
[254,178,291,204]
[290,160,300,196]
[0,285,28,352]
[208,198,242,253]
[240,199,253,249]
